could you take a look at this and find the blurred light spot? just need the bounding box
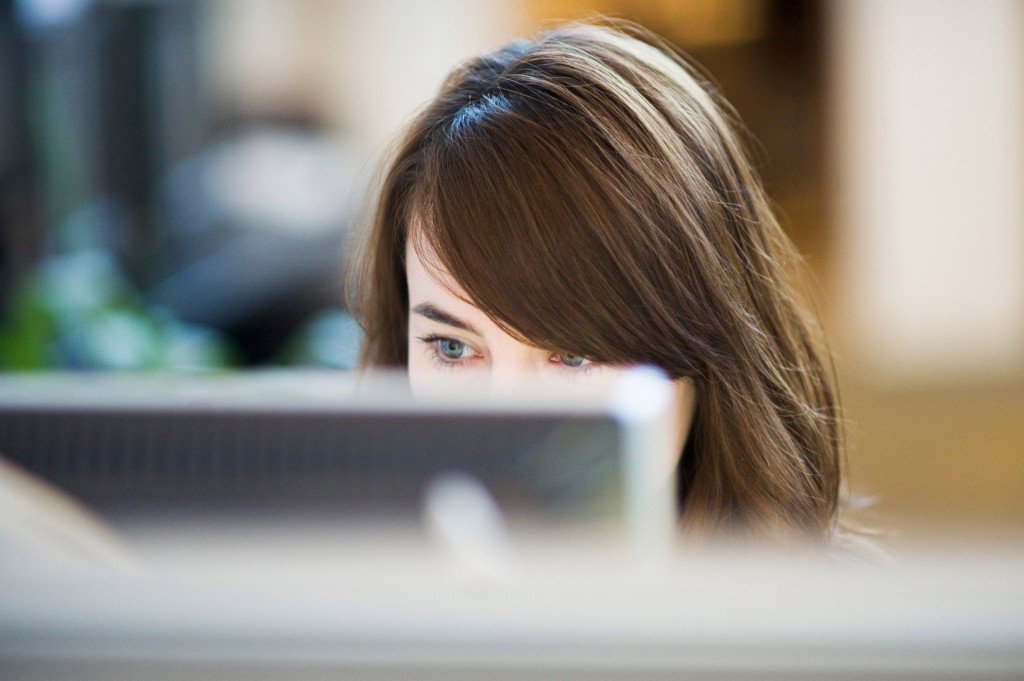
[15,0,92,30]
[424,472,513,579]
[609,365,673,423]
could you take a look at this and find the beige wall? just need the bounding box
[206,0,521,168]
[829,0,1024,385]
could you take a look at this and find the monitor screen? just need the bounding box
[0,369,678,545]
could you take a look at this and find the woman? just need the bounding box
[348,21,846,545]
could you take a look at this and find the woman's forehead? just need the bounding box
[406,222,464,291]
[405,237,506,336]
[405,235,464,299]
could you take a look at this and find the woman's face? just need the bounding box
[405,236,697,456]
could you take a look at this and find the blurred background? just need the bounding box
[0,0,1021,542]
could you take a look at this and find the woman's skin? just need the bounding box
[405,236,698,462]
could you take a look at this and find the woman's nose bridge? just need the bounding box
[487,347,543,394]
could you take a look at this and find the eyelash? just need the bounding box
[415,335,598,375]
[554,359,599,379]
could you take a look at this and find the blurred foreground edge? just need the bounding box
[0,371,1021,679]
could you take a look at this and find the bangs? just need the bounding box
[407,94,695,370]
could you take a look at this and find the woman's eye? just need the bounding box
[437,338,473,360]
[556,352,590,368]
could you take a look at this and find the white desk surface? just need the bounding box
[2,519,1022,680]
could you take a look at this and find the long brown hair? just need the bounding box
[347,21,843,543]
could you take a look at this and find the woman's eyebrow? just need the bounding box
[411,303,482,335]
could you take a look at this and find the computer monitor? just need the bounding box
[0,369,678,552]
